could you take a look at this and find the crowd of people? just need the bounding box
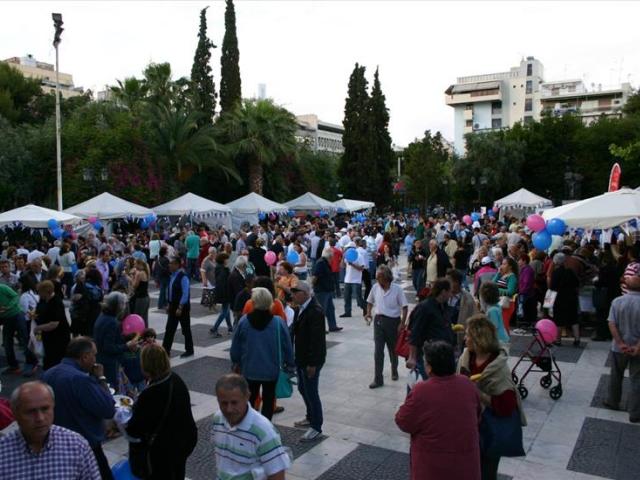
[0,208,638,479]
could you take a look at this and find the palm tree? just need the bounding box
[148,103,239,183]
[216,99,298,194]
[109,77,148,110]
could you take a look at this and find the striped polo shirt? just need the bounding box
[212,405,291,479]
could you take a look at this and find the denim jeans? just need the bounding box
[332,272,341,298]
[315,291,337,330]
[2,313,38,368]
[186,257,198,280]
[157,276,170,309]
[411,268,425,293]
[212,303,232,332]
[297,365,323,432]
[343,283,364,316]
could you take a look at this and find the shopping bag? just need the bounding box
[543,289,557,309]
[394,328,411,359]
[479,407,525,457]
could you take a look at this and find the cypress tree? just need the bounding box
[190,7,217,125]
[220,0,242,114]
[368,67,394,206]
[338,63,373,200]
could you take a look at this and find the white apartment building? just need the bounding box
[3,54,84,98]
[295,114,344,154]
[445,57,635,154]
[445,57,544,155]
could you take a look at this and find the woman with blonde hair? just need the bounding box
[129,258,150,327]
[458,314,526,480]
[126,344,197,479]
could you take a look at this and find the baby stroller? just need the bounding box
[510,319,563,400]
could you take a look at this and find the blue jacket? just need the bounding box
[42,358,115,446]
[93,313,128,386]
[230,315,294,381]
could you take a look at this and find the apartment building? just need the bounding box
[296,114,344,154]
[3,54,84,98]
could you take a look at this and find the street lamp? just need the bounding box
[52,13,63,210]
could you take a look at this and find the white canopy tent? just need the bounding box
[64,192,153,220]
[333,198,375,213]
[153,192,231,227]
[0,204,82,229]
[226,192,289,230]
[284,192,336,212]
[542,188,640,229]
[493,188,552,218]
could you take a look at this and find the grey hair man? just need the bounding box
[0,381,101,479]
[365,265,409,389]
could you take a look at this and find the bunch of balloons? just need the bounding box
[87,216,103,231]
[140,213,157,230]
[286,251,300,265]
[527,214,566,251]
[47,219,64,239]
[462,212,481,225]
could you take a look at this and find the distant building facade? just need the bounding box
[445,56,635,154]
[3,54,84,98]
[295,114,344,154]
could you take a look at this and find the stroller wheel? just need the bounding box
[511,372,519,384]
[549,385,563,400]
[540,375,552,389]
[518,385,528,399]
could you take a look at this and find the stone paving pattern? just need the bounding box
[3,257,639,479]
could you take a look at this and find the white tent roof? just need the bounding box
[333,198,375,212]
[0,204,82,228]
[542,187,640,229]
[153,192,231,218]
[284,192,336,211]
[226,192,288,214]
[493,188,552,209]
[64,192,153,220]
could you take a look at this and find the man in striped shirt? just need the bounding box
[213,374,291,479]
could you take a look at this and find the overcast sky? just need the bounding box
[2,1,639,146]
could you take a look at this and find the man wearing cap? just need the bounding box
[473,256,497,297]
[290,281,326,442]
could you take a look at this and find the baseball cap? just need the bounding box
[481,256,493,266]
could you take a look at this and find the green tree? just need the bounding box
[623,91,640,116]
[0,63,43,124]
[298,147,340,200]
[216,98,298,194]
[220,0,242,115]
[109,77,148,110]
[403,131,450,211]
[368,67,394,206]
[338,63,371,199]
[190,7,217,125]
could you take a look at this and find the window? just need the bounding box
[492,118,502,129]
[526,80,532,94]
[524,116,533,125]
[491,101,502,114]
[525,98,533,112]
[527,63,533,76]
[465,104,473,111]
[465,120,473,127]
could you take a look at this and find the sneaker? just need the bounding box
[227,328,234,336]
[294,418,311,428]
[329,327,343,332]
[2,366,21,375]
[339,313,351,318]
[369,381,383,389]
[300,427,322,442]
[210,330,222,338]
[391,373,399,381]
[179,351,194,359]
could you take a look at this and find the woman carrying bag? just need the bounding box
[458,314,526,480]
[126,344,197,479]
[230,287,294,420]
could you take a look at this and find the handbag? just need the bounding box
[394,328,411,359]
[200,287,215,307]
[275,321,293,399]
[543,289,557,309]
[129,375,174,478]
[479,406,525,458]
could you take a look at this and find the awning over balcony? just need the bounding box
[445,81,500,95]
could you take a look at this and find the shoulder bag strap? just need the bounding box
[275,317,282,369]
[148,375,174,446]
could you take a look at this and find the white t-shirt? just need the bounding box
[27,250,45,264]
[344,249,365,284]
[366,283,408,318]
[338,234,351,250]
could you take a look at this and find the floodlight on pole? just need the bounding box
[52,13,63,210]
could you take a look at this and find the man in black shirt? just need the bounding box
[312,248,341,332]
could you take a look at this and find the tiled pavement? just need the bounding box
[2,255,639,479]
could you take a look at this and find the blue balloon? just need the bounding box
[533,230,552,251]
[47,218,58,230]
[344,248,358,263]
[286,251,300,264]
[111,459,139,480]
[140,220,149,229]
[287,210,295,217]
[52,228,63,239]
[471,212,481,222]
[487,209,495,217]
[93,221,103,231]
[258,212,266,221]
[546,218,566,236]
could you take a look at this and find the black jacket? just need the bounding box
[435,248,452,278]
[228,269,246,309]
[214,265,231,303]
[292,298,326,368]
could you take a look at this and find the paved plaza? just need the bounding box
[2,257,638,479]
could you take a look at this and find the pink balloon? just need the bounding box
[122,314,145,336]
[462,215,472,225]
[492,206,499,213]
[526,214,546,233]
[535,319,558,345]
[87,216,98,224]
[264,251,277,266]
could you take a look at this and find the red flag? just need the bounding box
[608,163,621,192]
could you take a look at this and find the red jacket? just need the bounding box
[329,247,343,273]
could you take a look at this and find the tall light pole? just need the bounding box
[52,13,64,210]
